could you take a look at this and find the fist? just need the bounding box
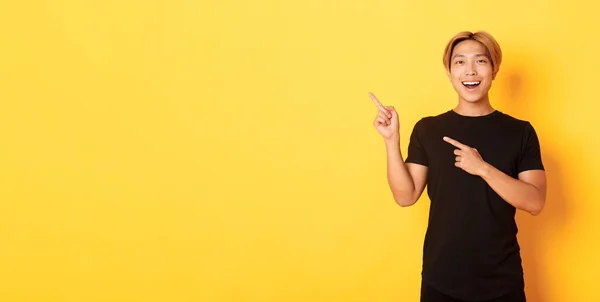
[369,92,399,141]
[443,136,488,176]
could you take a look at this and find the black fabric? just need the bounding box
[406,109,544,301]
[420,278,526,302]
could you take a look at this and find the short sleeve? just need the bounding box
[405,119,428,166]
[518,122,545,173]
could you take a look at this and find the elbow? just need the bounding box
[396,200,415,207]
[528,199,546,216]
[390,188,418,207]
[393,195,417,207]
[528,184,547,216]
[529,208,542,216]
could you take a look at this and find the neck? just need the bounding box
[453,95,495,117]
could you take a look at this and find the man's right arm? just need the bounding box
[384,138,428,207]
[368,92,428,206]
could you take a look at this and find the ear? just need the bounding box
[446,68,451,79]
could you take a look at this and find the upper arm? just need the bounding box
[518,169,547,200]
[517,122,546,203]
[405,119,429,204]
[518,122,544,172]
[407,163,428,204]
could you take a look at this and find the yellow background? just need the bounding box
[1,0,599,301]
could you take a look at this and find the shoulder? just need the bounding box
[493,111,538,130]
[414,110,453,128]
[496,111,529,124]
[495,112,542,145]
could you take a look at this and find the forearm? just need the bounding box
[480,164,545,215]
[384,138,416,206]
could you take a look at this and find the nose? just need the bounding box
[465,63,477,76]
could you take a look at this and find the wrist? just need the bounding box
[384,138,400,150]
[384,137,401,155]
[384,134,400,145]
[479,162,493,179]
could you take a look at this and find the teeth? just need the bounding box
[462,81,480,85]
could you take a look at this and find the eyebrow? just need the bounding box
[452,53,489,59]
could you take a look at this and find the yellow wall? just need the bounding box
[1,0,598,301]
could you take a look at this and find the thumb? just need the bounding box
[385,106,397,116]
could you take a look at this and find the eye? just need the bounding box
[454,60,464,65]
[477,59,488,63]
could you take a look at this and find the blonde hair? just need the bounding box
[443,31,502,76]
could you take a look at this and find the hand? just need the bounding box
[443,136,489,176]
[369,92,399,141]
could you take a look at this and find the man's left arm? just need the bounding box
[443,125,547,215]
[479,165,546,215]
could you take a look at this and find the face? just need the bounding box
[446,39,495,104]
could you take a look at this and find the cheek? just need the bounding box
[479,67,493,78]
[483,74,494,84]
[449,71,462,82]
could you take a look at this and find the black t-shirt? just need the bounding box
[405,109,544,301]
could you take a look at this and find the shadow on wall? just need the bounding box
[495,55,569,302]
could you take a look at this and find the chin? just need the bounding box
[457,93,484,103]
[463,96,485,103]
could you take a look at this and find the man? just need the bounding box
[369,31,546,302]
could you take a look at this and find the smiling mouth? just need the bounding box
[462,81,481,88]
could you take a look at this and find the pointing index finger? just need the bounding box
[368,92,385,110]
[443,136,468,150]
